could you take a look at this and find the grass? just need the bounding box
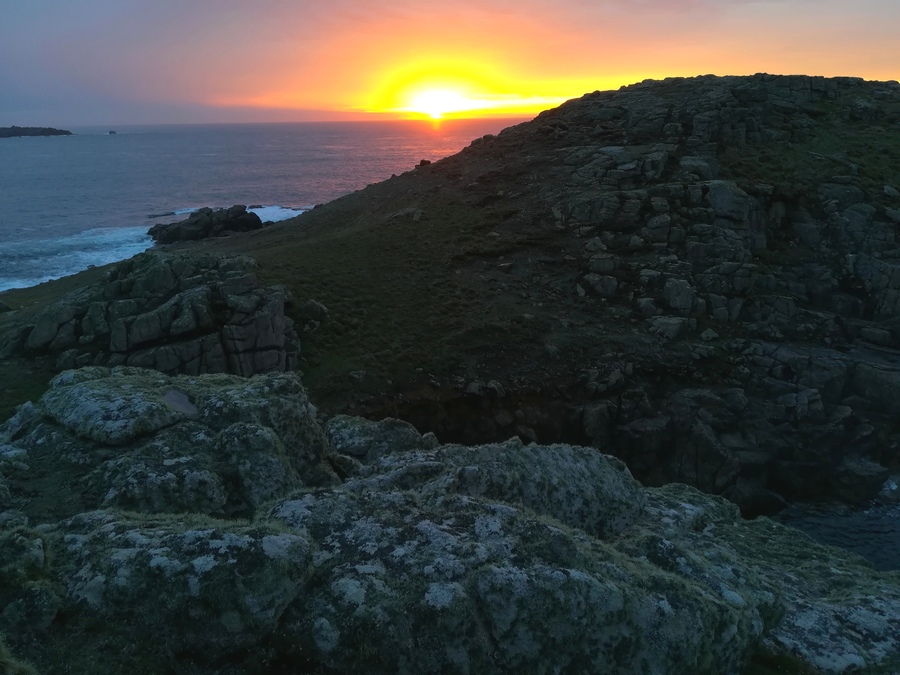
[192,165,564,410]
[0,265,112,420]
[0,634,36,675]
[719,97,900,205]
[743,647,821,675]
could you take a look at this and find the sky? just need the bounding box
[1,0,898,125]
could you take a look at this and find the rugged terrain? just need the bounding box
[2,73,900,671]
[4,73,900,515]
[0,367,897,673]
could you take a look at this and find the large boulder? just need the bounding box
[0,368,337,520]
[0,369,897,674]
[4,251,299,377]
[148,205,264,244]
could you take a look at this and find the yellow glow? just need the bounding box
[166,1,900,123]
[406,88,471,119]
[356,59,577,119]
[392,84,571,119]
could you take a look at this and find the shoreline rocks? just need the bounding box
[148,205,264,244]
[0,368,897,673]
[1,251,300,377]
[0,126,72,139]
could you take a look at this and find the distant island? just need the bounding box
[0,125,72,138]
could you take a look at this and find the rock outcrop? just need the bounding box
[148,205,264,244]
[0,368,897,673]
[1,251,299,377]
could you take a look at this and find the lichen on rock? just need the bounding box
[0,368,896,673]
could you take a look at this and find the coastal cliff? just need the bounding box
[1,73,900,672]
[9,72,892,515]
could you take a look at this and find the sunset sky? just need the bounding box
[2,0,898,125]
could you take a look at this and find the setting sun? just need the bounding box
[406,88,471,119]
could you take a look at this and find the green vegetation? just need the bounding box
[0,634,36,675]
[0,265,109,420]
[720,97,900,204]
[744,647,821,675]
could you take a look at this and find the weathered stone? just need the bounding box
[148,205,264,244]
[830,456,891,503]
[649,316,690,339]
[325,415,439,464]
[679,156,719,180]
[25,304,74,351]
[5,251,299,378]
[588,253,620,274]
[707,181,751,222]
[663,278,696,315]
[2,368,899,674]
[584,273,618,297]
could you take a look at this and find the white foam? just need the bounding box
[249,205,308,222]
[0,226,152,292]
[167,205,307,222]
[0,206,308,293]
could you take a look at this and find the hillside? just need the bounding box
[3,74,900,517]
[1,73,900,674]
[200,73,900,513]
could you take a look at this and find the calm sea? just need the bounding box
[0,119,525,291]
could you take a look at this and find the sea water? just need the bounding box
[0,119,525,291]
[775,487,900,571]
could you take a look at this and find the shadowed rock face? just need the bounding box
[2,251,299,377]
[0,368,898,674]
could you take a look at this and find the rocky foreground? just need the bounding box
[0,367,897,673]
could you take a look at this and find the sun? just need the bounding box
[406,88,472,119]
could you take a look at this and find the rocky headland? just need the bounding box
[1,73,900,672]
[0,127,72,139]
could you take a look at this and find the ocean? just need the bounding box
[775,490,900,572]
[0,118,526,291]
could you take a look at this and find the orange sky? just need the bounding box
[3,0,899,124]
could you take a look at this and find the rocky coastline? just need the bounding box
[0,126,72,139]
[147,206,266,245]
[1,73,900,672]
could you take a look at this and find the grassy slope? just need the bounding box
[2,80,900,422]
